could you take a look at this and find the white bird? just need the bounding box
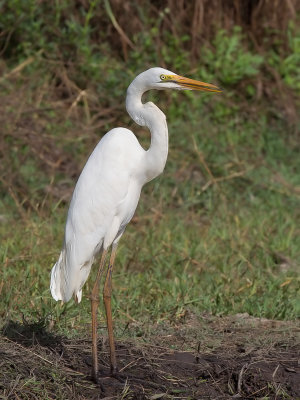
[50,67,220,381]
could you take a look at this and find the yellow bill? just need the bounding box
[160,73,221,92]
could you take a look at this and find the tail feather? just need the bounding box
[50,248,90,304]
[50,262,62,301]
[50,251,66,301]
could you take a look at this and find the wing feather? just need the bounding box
[50,128,145,302]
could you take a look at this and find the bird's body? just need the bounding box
[51,129,145,303]
[50,67,220,381]
[51,74,169,303]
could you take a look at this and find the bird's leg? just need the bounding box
[103,243,118,375]
[91,249,108,383]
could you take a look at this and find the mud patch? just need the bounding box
[1,316,299,399]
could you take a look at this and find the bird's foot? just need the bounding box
[91,373,105,392]
[91,366,124,384]
[110,364,118,376]
[110,365,125,382]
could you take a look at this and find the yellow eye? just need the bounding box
[160,74,166,80]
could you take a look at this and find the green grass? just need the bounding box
[1,108,299,338]
[0,7,299,399]
[0,2,299,339]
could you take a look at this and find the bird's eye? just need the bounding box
[160,74,166,80]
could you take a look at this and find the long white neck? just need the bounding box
[126,84,168,183]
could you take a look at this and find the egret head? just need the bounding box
[129,67,221,93]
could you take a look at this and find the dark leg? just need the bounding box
[91,249,108,383]
[103,243,118,375]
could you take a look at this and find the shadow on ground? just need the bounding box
[2,319,63,349]
[1,315,299,399]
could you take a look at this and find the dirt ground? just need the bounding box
[1,314,299,399]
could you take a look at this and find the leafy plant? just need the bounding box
[200,26,263,85]
[267,22,300,92]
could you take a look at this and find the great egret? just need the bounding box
[50,67,220,381]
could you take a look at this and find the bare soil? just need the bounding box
[1,314,299,399]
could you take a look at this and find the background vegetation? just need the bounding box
[0,0,299,339]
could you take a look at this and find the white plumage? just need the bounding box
[51,128,145,303]
[50,67,220,379]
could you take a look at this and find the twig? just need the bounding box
[104,0,135,50]
[119,357,143,373]
[0,27,14,57]
[3,337,54,366]
[118,310,138,323]
[272,364,280,379]
[2,336,86,377]
[3,182,28,222]
[272,173,300,195]
[201,168,254,193]
[67,90,88,118]
[192,136,217,186]
[1,50,43,82]
[237,362,248,394]
[249,385,268,397]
